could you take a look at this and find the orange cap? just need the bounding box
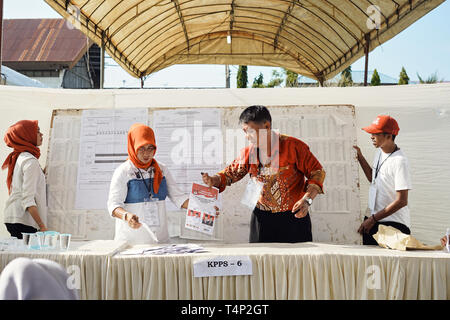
[362,115,400,135]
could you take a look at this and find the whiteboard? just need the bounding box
[45,105,361,244]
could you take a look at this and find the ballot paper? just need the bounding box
[373,225,444,251]
[142,223,158,243]
[119,244,208,255]
[185,183,219,235]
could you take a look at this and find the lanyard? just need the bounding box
[138,168,154,199]
[374,146,399,181]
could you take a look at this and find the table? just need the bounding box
[1,241,449,300]
[0,240,127,300]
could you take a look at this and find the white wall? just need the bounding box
[0,84,449,245]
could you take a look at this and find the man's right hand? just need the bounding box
[125,213,141,229]
[201,172,218,188]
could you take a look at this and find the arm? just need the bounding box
[21,159,47,230]
[292,141,326,218]
[162,165,189,210]
[202,148,250,192]
[354,146,372,182]
[358,190,408,234]
[27,206,47,231]
[107,166,141,229]
[112,207,141,229]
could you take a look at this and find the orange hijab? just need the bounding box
[2,120,41,194]
[127,123,163,194]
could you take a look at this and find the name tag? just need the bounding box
[142,199,160,227]
[241,178,264,209]
[193,256,253,277]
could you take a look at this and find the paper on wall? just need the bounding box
[75,108,148,210]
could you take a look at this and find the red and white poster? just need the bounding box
[185,183,219,235]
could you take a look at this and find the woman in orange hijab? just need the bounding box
[107,124,189,244]
[2,120,48,239]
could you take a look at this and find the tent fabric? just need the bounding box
[43,0,445,81]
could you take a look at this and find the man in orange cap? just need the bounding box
[353,115,412,245]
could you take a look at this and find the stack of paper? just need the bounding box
[119,244,208,256]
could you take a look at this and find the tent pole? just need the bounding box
[100,32,105,89]
[225,65,230,88]
[364,34,370,86]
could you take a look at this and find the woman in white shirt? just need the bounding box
[2,120,48,239]
[107,123,189,244]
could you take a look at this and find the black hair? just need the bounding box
[383,133,396,141]
[239,105,272,125]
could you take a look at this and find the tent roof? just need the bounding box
[44,0,445,81]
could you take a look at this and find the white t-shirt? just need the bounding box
[370,148,412,227]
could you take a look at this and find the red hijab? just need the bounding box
[127,123,163,194]
[2,120,41,194]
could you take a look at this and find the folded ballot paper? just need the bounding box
[373,225,443,251]
[119,244,208,256]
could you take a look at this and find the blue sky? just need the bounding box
[3,0,450,88]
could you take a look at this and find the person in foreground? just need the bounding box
[0,257,79,300]
[2,120,48,239]
[202,105,326,243]
[107,123,189,244]
[354,115,412,245]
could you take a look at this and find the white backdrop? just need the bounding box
[1,83,449,245]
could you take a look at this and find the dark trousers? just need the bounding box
[5,223,37,239]
[362,216,411,245]
[250,207,313,243]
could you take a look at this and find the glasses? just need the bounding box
[138,145,156,153]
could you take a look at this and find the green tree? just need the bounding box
[252,73,265,88]
[371,69,381,86]
[266,70,283,88]
[338,66,353,87]
[398,67,409,85]
[284,68,299,87]
[237,65,248,88]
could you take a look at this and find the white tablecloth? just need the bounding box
[1,241,449,300]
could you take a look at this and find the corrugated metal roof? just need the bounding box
[3,19,91,70]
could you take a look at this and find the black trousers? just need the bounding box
[362,216,411,245]
[250,207,313,243]
[5,223,37,239]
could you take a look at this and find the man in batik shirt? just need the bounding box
[202,106,325,243]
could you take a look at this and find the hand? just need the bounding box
[214,206,220,217]
[292,198,309,218]
[201,172,217,188]
[125,213,141,229]
[357,216,376,235]
[39,225,48,232]
[353,145,362,159]
[441,236,448,247]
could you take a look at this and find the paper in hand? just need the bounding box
[185,183,219,235]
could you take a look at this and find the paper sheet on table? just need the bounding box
[373,225,443,251]
[119,244,208,255]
